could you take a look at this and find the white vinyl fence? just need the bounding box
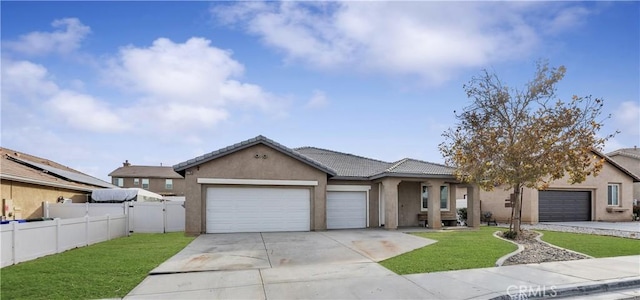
[0,201,185,268]
[43,201,185,233]
[1,215,127,268]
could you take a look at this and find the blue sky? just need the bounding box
[2,1,639,181]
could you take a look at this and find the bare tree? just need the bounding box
[439,61,616,235]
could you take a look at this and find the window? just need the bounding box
[133,178,139,186]
[421,184,449,211]
[142,178,149,189]
[113,178,123,187]
[165,179,173,190]
[608,184,620,206]
[440,185,449,211]
[421,184,429,211]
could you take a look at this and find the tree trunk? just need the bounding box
[512,184,522,233]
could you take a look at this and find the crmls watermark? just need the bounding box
[506,285,558,299]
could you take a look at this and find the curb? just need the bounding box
[488,278,640,300]
[534,231,594,259]
[493,231,524,267]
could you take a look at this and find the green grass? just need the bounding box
[539,230,640,258]
[379,227,517,274]
[0,232,194,300]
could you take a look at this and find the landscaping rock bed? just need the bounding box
[498,230,589,266]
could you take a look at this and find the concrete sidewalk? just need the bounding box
[125,255,640,299]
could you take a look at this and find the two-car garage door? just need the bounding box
[538,190,591,222]
[206,187,310,233]
[206,187,368,233]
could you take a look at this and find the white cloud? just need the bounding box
[212,2,592,84]
[613,101,640,136]
[46,90,130,132]
[305,90,329,109]
[1,59,129,133]
[105,37,285,131]
[6,18,90,56]
[1,60,59,100]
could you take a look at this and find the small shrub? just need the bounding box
[633,205,640,221]
[503,230,518,239]
[458,208,467,222]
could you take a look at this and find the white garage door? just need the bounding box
[327,191,367,229]
[206,187,310,233]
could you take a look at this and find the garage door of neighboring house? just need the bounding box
[206,187,310,233]
[326,190,367,229]
[538,190,591,222]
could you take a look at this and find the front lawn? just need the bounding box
[380,227,516,274]
[539,230,640,257]
[1,232,194,300]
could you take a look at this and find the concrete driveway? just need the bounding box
[125,230,437,299]
[540,221,640,232]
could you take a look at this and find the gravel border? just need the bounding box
[493,230,590,266]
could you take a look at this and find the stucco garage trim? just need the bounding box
[197,178,319,186]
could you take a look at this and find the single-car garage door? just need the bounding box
[206,187,310,233]
[327,191,366,229]
[538,190,591,222]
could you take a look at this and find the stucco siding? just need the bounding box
[608,155,640,201]
[1,180,88,219]
[398,181,420,227]
[183,144,328,235]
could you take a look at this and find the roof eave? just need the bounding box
[369,172,456,180]
[0,174,97,192]
[592,150,640,182]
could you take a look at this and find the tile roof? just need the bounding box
[174,136,455,180]
[0,147,117,191]
[607,147,640,160]
[376,158,455,178]
[173,135,337,176]
[294,147,455,179]
[293,147,391,178]
[109,165,183,179]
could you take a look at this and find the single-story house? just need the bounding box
[0,148,117,219]
[173,135,482,235]
[479,151,640,223]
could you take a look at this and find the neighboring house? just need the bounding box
[480,151,640,224]
[109,161,185,197]
[607,147,640,202]
[0,148,116,220]
[173,135,482,235]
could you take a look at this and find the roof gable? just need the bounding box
[173,136,337,176]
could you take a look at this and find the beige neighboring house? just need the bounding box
[174,135,482,235]
[607,147,640,202]
[109,161,185,197]
[479,151,640,224]
[0,148,116,220]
